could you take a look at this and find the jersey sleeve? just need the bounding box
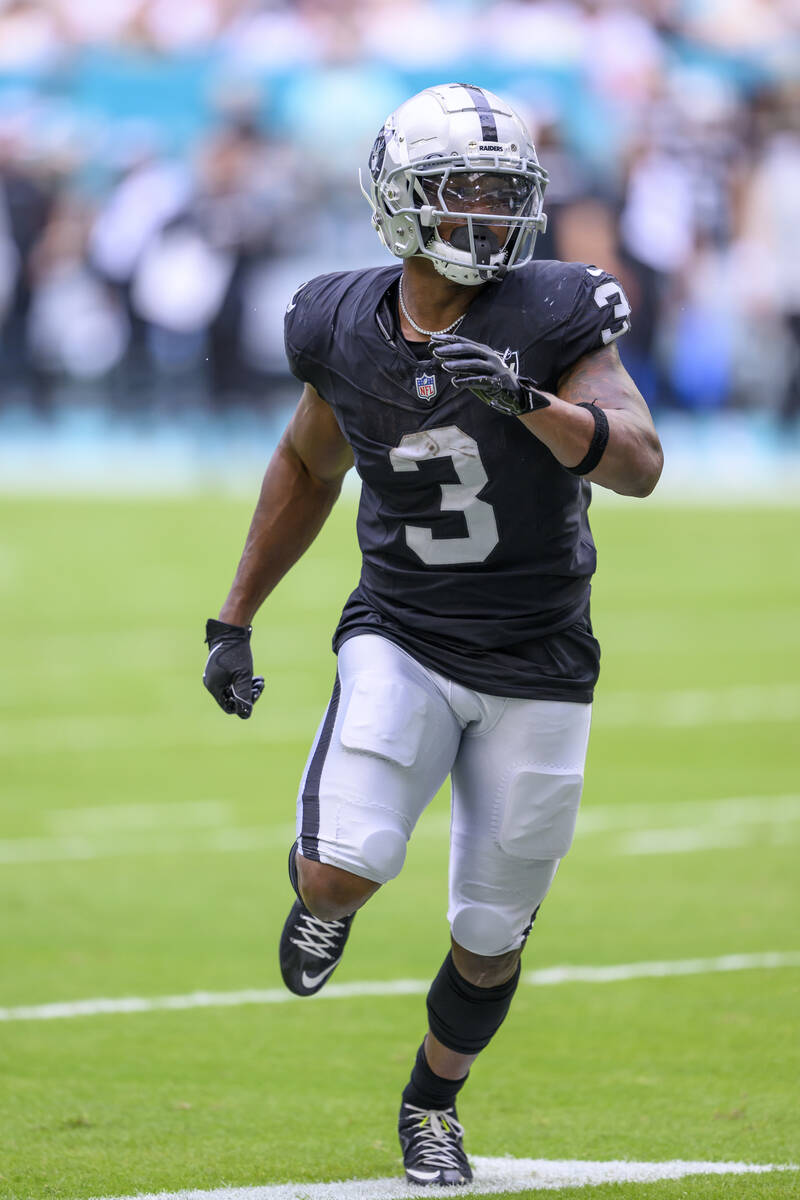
[550,263,632,379]
[283,279,318,385]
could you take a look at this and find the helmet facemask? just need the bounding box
[411,165,546,284]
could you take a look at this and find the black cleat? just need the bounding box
[279,900,354,997]
[398,1101,473,1187]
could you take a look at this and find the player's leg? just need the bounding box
[280,633,462,996]
[423,935,522,1066]
[398,937,523,1186]
[293,854,379,921]
[278,841,373,998]
[398,692,592,1185]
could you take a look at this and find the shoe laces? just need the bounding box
[402,1104,466,1169]
[289,910,348,961]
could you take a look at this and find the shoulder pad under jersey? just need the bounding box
[542,261,632,377]
[283,268,400,388]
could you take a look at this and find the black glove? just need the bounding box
[431,333,551,417]
[203,618,265,719]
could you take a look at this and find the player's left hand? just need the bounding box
[431,333,551,417]
[203,618,265,719]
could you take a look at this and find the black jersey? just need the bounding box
[284,260,631,701]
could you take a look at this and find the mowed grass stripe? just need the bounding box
[3,952,798,1022]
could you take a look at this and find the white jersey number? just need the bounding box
[389,426,499,566]
[587,268,632,345]
[587,270,633,345]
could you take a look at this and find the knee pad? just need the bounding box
[427,951,520,1055]
[450,859,558,955]
[450,905,518,958]
[360,828,407,881]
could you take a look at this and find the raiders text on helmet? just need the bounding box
[360,83,548,286]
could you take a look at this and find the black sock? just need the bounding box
[401,1041,469,1113]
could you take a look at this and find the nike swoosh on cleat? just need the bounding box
[301,960,339,989]
[405,1169,441,1182]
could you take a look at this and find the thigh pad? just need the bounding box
[498,768,583,860]
[340,673,430,768]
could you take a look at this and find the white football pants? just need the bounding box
[295,633,592,956]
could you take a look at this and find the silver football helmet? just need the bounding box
[360,83,548,286]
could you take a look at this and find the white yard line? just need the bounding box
[44,793,800,835]
[0,794,797,865]
[521,951,800,984]
[83,1156,798,1200]
[595,682,800,728]
[0,825,296,865]
[1,683,799,757]
[577,793,800,832]
[2,952,798,1024]
[2,793,798,866]
[618,825,800,855]
[586,792,800,856]
[45,800,232,833]
[21,630,324,671]
[0,711,323,754]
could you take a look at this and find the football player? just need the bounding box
[204,83,662,1187]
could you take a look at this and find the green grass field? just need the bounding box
[1,494,798,1200]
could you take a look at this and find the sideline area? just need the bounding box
[1,408,799,502]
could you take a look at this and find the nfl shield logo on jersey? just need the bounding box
[415,373,437,400]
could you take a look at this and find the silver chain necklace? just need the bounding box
[398,277,465,339]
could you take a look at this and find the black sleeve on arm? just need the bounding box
[551,264,633,382]
[283,275,342,413]
[284,280,315,384]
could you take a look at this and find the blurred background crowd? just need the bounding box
[0,0,798,425]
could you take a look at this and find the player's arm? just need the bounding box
[432,335,663,498]
[520,342,663,497]
[219,383,354,626]
[203,384,353,718]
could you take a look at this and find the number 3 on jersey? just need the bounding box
[587,266,631,344]
[389,426,499,566]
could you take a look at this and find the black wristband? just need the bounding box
[566,401,609,476]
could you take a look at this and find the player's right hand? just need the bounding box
[203,618,265,719]
[431,333,551,417]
